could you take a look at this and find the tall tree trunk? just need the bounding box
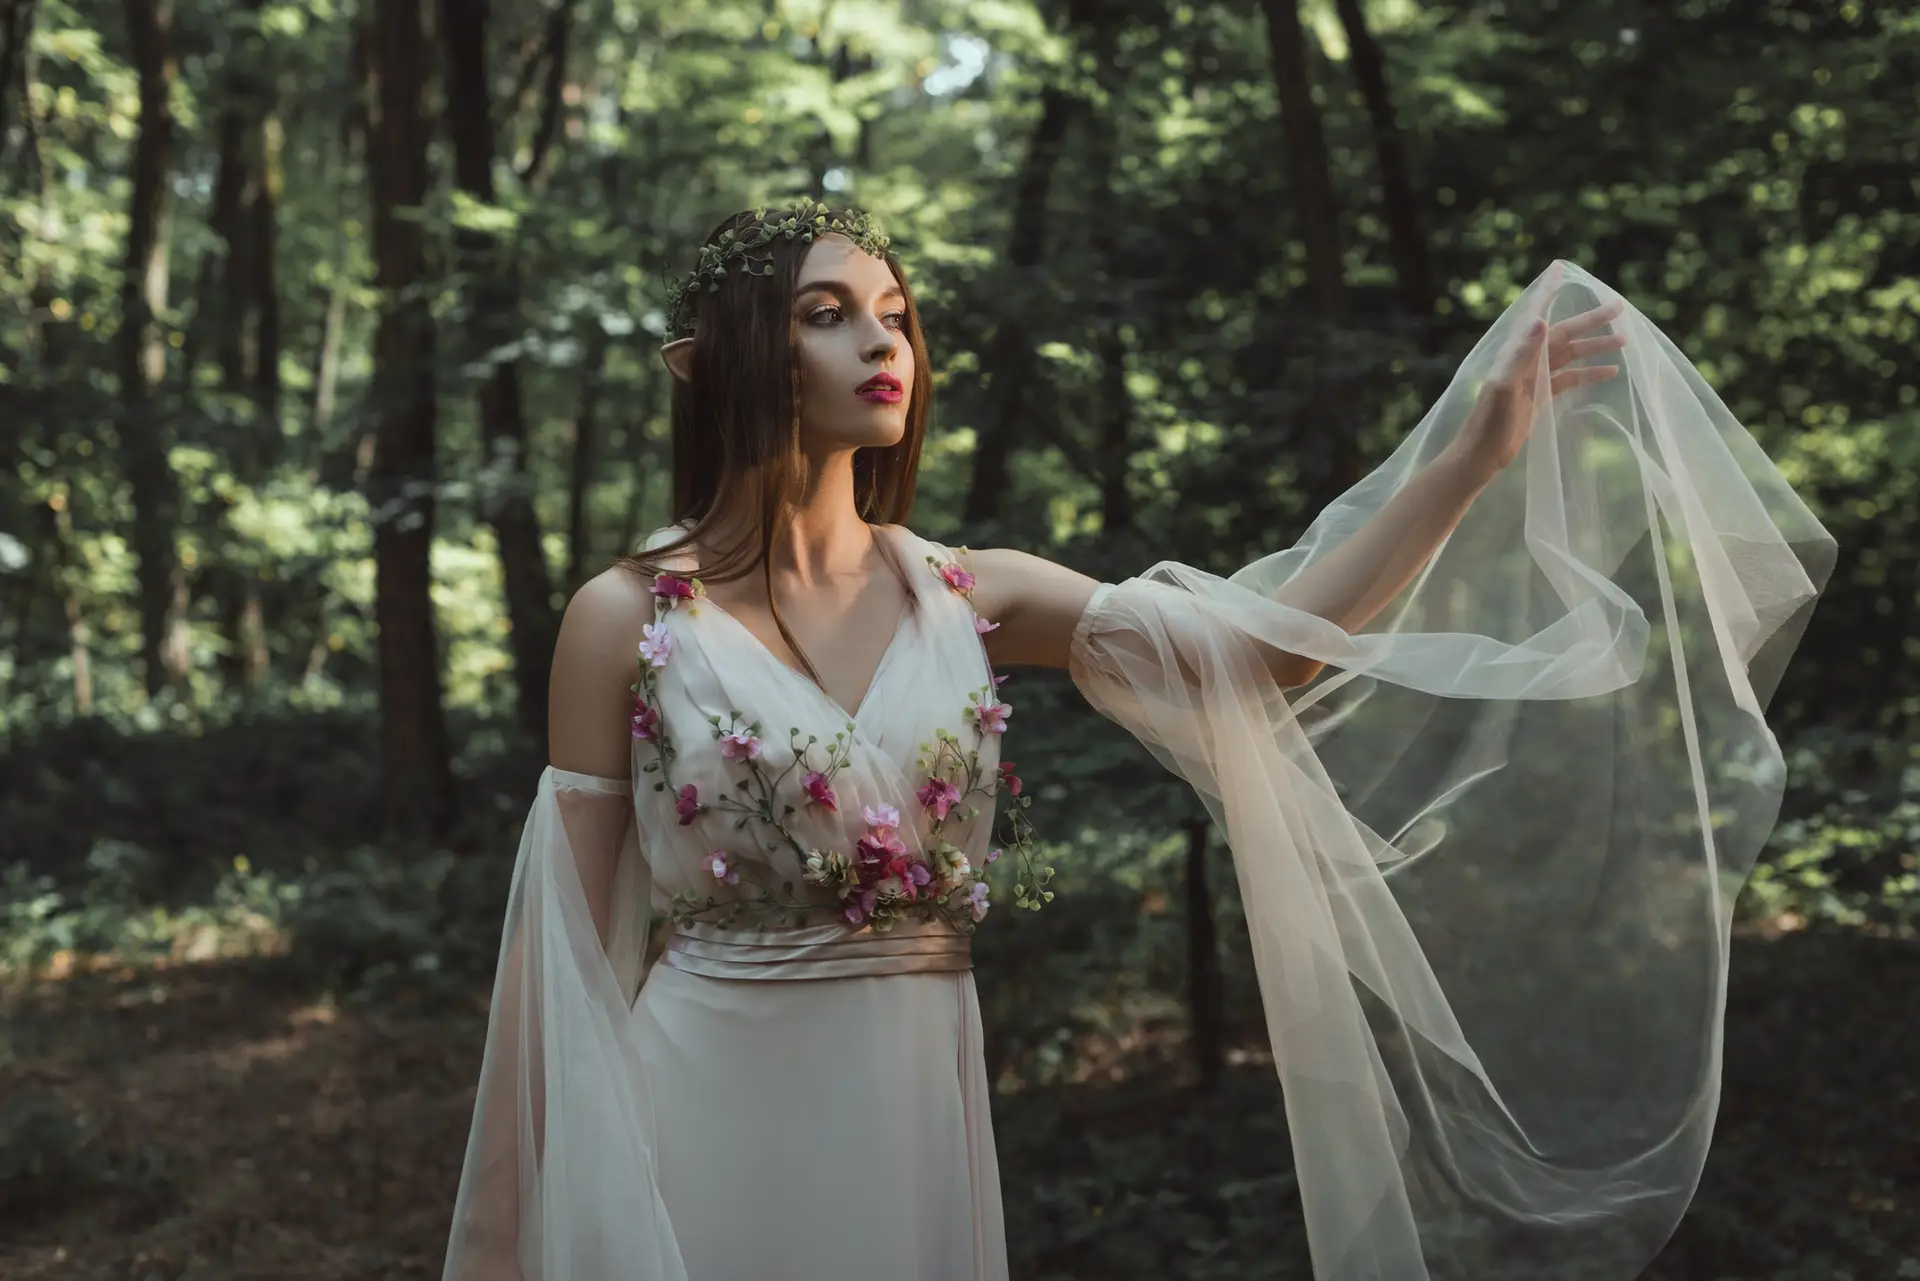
[1185,816,1223,1090]
[45,493,92,714]
[440,0,559,744]
[1259,0,1348,322]
[1333,0,1434,328]
[366,0,452,835]
[206,0,281,690]
[0,0,39,386]
[4,9,89,716]
[311,75,358,434]
[0,0,35,157]
[246,107,283,420]
[1260,0,1361,501]
[312,263,348,429]
[120,0,183,696]
[513,0,574,189]
[961,85,1073,529]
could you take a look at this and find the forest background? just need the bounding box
[0,0,1915,1276]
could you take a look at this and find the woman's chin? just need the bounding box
[805,419,908,452]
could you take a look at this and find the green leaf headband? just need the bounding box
[664,198,892,342]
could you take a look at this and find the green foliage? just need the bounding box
[1743,730,1920,932]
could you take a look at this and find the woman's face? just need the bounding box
[791,233,915,454]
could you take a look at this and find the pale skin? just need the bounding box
[551,237,1628,785]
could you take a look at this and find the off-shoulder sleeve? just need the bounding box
[1066,262,1834,1280]
[441,766,688,1281]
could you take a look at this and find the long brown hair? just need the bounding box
[616,206,934,686]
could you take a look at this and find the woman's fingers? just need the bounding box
[1553,332,1629,367]
[1549,363,1622,397]
[1551,297,1628,342]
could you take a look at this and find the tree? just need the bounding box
[1258,0,1348,322]
[1333,0,1435,332]
[119,0,182,696]
[1259,0,1360,498]
[961,0,1095,531]
[365,0,452,835]
[440,0,564,744]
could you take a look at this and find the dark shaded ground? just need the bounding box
[0,927,1914,1280]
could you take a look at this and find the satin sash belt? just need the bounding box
[661,917,973,981]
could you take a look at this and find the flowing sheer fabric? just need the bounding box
[441,766,686,1281]
[1067,260,1834,1279]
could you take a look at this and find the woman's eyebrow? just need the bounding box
[795,280,906,304]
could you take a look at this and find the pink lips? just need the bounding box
[856,373,903,404]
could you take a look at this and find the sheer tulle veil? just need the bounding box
[1068,258,1834,1277]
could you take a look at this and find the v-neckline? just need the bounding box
[672,524,920,729]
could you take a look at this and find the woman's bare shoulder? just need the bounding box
[548,565,654,774]
[567,562,655,631]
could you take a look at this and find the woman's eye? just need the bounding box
[805,305,905,329]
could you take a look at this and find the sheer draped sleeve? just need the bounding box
[441,766,688,1281]
[1067,261,1834,1281]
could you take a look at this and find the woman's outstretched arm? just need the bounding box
[966,447,1490,685]
[966,293,1626,682]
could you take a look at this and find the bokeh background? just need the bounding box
[1,0,1915,1277]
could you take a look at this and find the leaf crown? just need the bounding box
[665,198,892,341]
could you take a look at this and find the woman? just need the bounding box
[442,202,1833,1281]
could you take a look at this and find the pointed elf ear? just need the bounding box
[659,338,695,384]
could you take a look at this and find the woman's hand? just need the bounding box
[1446,271,1630,482]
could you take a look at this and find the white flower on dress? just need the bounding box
[638,622,674,669]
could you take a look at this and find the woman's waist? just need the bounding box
[659,916,973,981]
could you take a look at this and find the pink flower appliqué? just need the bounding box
[917,777,962,820]
[974,614,1000,635]
[939,563,976,594]
[904,860,933,896]
[862,802,901,835]
[675,783,701,825]
[855,828,908,879]
[650,573,701,605]
[802,770,838,811]
[969,881,991,922]
[719,730,762,761]
[970,694,1012,735]
[708,851,740,885]
[630,698,660,742]
[844,885,878,926]
[638,622,674,669]
[985,847,1003,865]
[996,761,1022,796]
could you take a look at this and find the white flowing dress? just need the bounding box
[441,262,1834,1281]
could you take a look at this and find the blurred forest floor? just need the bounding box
[1,923,1914,1280]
